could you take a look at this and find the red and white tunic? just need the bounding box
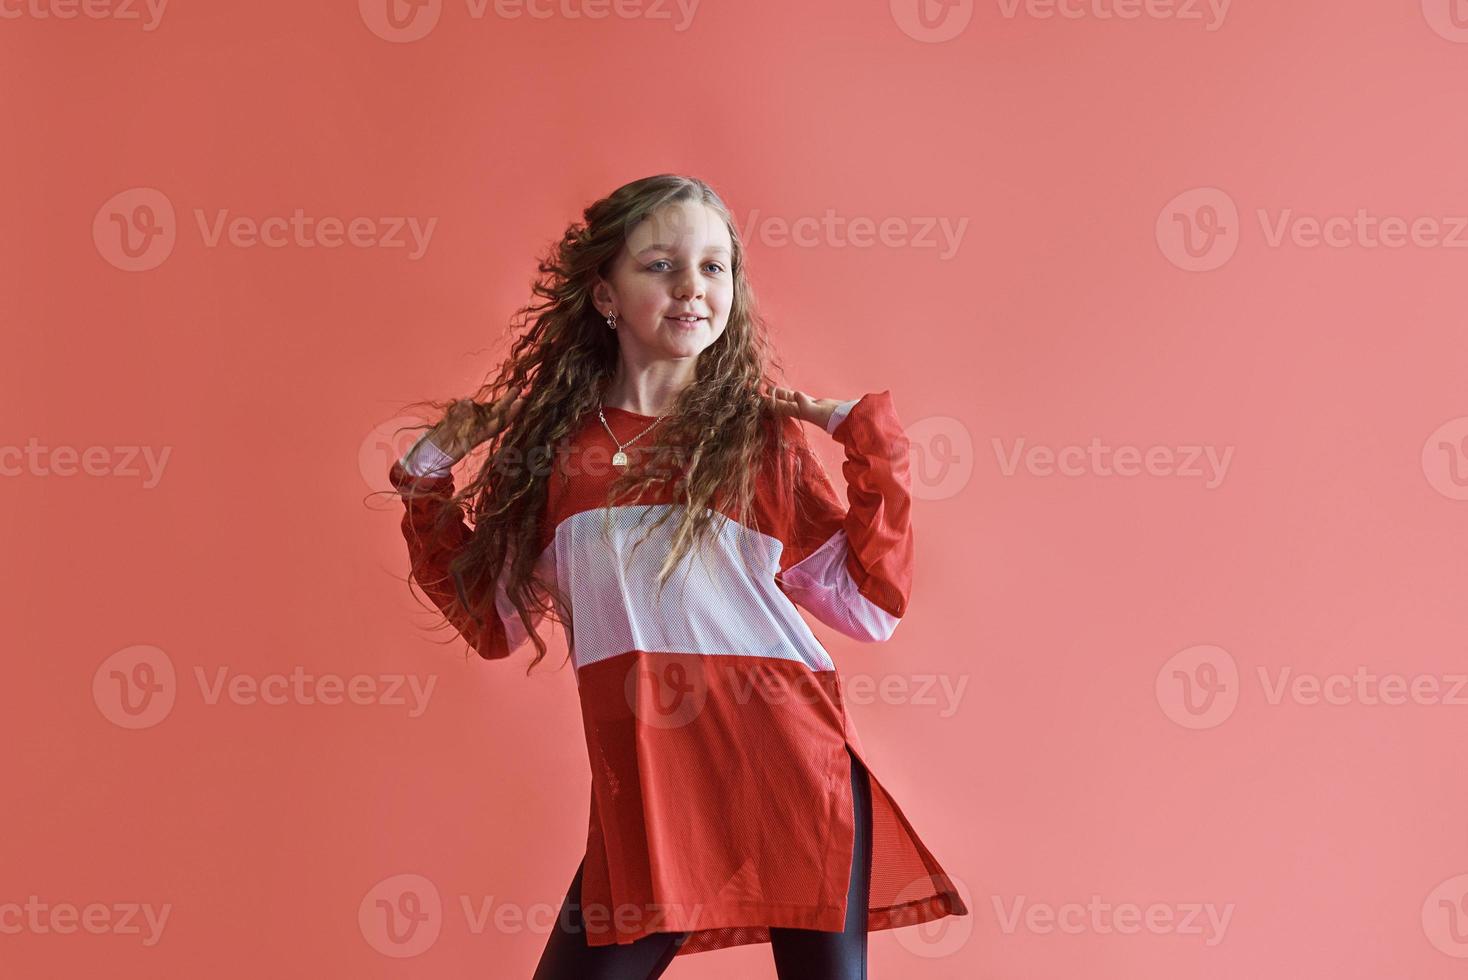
[388,390,968,957]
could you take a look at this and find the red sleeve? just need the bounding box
[775,390,914,642]
[387,460,514,660]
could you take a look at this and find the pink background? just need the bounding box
[5,0,1468,976]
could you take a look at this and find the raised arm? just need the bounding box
[774,390,914,642]
[389,431,532,660]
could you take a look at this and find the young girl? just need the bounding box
[387,175,966,979]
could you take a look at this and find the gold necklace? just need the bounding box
[597,402,668,468]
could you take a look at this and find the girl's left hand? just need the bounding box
[763,384,842,432]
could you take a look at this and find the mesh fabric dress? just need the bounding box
[387,390,968,958]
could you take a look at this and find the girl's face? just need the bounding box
[593,200,734,362]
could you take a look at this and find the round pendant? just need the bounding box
[612,450,628,468]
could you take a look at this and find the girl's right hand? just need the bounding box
[430,388,525,462]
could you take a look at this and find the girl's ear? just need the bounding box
[590,275,613,315]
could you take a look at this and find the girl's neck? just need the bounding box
[601,371,690,417]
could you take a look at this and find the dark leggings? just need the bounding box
[530,746,874,980]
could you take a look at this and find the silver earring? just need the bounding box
[605,311,618,330]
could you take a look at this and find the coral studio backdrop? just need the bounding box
[4,2,1468,978]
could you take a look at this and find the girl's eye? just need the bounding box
[648,260,726,274]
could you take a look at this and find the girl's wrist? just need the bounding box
[822,397,861,435]
[402,429,459,477]
[427,423,470,462]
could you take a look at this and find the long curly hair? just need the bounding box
[387,174,824,674]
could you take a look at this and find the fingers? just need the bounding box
[762,391,798,417]
[490,388,518,415]
[763,384,811,418]
[444,389,522,447]
[485,388,523,422]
